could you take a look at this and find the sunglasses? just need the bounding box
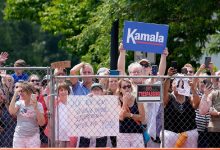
[140,63,151,68]
[31,79,39,82]
[122,85,132,89]
[187,70,193,74]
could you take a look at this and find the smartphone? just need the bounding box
[204,57,211,68]
[152,65,158,75]
[181,67,188,75]
[203,79,213,89]
[109,70,120,75]
[171,61,177,69]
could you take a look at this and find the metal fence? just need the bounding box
[0,67,51,148]
[1,71,220,148]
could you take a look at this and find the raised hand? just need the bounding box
[0,52,9,63]
[167,67,176,76]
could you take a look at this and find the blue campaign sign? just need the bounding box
[122,21,169,54]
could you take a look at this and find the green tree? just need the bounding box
[4,0,220,70]
[1,0,72,67]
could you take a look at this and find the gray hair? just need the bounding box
[128,62,143,74]
[80,63,94,75]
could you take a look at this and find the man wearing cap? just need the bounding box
[11,59,29,83]
[79,82,108,148]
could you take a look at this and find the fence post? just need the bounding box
[49,68,56,147]
[160,76,165,148]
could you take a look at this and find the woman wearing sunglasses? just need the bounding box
[117,78,145,148]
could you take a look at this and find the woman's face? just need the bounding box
[19,89,31,100]
[172,80,177,92]
[120,81,132,95]
[30,76,40,86]
[58,87,69,97]
[109,78,118,91]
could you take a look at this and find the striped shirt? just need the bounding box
[195,109,210,132]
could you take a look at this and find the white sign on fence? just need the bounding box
[66,95,120,137]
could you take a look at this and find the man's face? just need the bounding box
[82,66,93,83]
[129,66,144,84]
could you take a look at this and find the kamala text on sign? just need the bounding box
[123,21,169,54]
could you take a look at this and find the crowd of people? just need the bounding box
[0,42,220,148]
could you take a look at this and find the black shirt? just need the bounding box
[164,94,197,133]
[119,101,142,133]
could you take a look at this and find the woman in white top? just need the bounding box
[9,82,45,148]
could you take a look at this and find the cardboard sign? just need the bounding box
[122,21,169,54]
[66,95,120,137]
[51,61,71,69]
[137,84,161,102]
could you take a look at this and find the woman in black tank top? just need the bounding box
[117,79,145,148]
[163,68,200,148]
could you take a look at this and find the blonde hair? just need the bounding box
[116,78,133,97]
[20,82,35,94]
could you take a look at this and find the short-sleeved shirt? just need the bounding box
[14,100,44,137]
[70,81,90,95]
[11,73,29,83]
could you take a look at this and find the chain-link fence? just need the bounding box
[0,67,51,148]
[1,71,220,148]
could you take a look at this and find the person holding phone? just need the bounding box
[9,82,45,148]
[163,67,200,148]
[199,70,220,148]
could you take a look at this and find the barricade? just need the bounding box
[1,71,220,148]
[0,67,51,148]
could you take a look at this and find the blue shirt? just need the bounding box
[70,81,90,95]
[11,73,29,83]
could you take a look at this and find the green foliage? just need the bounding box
[4,0,220,70]
[1,0,71,67]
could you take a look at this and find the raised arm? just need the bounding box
[9,88,20,115]
[158,48,168,75]
[199,85,213,115]
[0,52,9,66]
[70,62,84,85]
[117,43,126,75]
[163,67,175,106]
[189,80,200,109]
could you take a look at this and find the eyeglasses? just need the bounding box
[130,71,142,74]
[187,70,193,74]
[31,79,39,82]
[122,85,132,89]
[140,63,151,68]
